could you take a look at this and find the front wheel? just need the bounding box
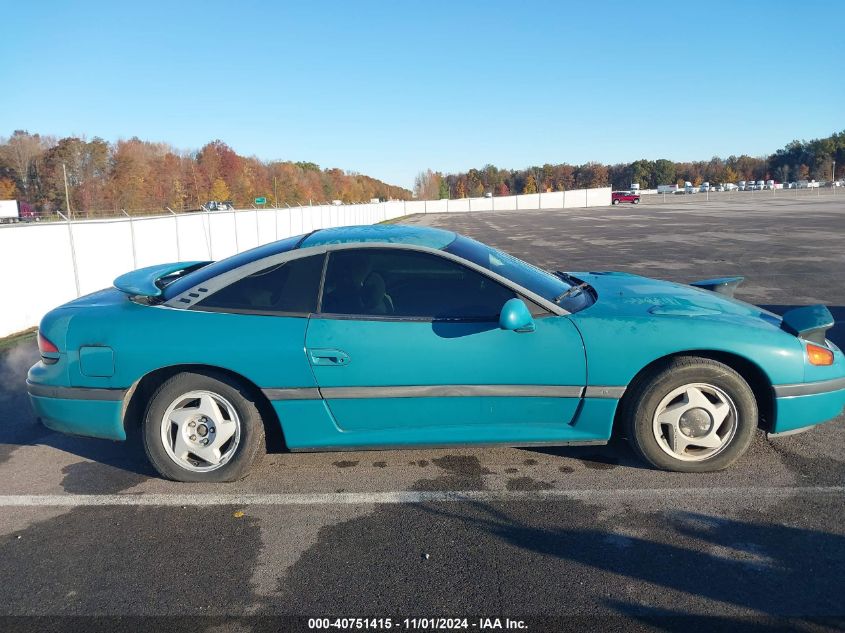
[143,371,266,482]
[632,198,640,204]
[622,357,757,472]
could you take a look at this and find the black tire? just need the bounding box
[621,356,757,472]
[142,370,266,482]
[632,198,640,204]
[612,199,619,205]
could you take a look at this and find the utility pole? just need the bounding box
[274,176,278,207]
[62,163,72,219]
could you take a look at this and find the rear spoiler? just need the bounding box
[780,305,835,345]
[690,276,744,298]
[113,261,211,298]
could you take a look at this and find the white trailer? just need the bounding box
[0,200,19,223]
[657,184,679,194]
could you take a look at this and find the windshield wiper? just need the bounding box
[553,282,590,304]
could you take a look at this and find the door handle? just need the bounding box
[308,348,351,366]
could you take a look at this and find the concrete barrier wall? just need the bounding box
[0,187,611,337]
[564,189,587,208]
[493,196,517,211]
[447,198,470,213]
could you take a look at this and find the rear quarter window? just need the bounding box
[192,253,325,315]
[163,234,305,300]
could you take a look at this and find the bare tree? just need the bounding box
[1,130,46,195]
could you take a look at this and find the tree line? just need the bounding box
[415,130,845,198]
[2,129,841,213]
[0,132,412,216]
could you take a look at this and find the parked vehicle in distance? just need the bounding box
[738,181,747,191]
[204,201,234,211]
[657,184,679,195]
[699,182,711,193]
[756,180,766,191]
[27,224,845,481]
[0,199,39,224]
[724,183,738,191]
[0,199,22,224]
[612,191,641,205]
[484,192,493,198]
[684,181,697,194]
[713,185,725,192]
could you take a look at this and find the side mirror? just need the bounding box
[499,298,535,333]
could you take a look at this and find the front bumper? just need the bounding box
[27,381,127,441]
[771,377,845,434]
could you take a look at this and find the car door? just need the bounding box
[304,246,588,447]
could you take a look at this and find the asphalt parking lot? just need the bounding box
[1,195,844,630]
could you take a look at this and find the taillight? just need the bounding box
[806,343,834,366]
[37,331,58,354]
[37,331,59,364]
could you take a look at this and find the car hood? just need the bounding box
[569,271,782,326]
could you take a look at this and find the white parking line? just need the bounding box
[0,486,842,507]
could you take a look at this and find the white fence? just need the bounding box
[0,187,611,337]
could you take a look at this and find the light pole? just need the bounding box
[62,163,72,219]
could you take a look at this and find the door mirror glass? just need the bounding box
[499,298,535,333]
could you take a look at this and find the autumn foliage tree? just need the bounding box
[0,178,17,199]
[209,177,231,202]
[411,130,844,200]
[0,133,411,215]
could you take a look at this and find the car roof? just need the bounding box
[299,224,456,250]
[161,224,456,300]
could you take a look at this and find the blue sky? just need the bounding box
[2,0,842,188]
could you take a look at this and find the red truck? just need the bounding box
[612,191,640,205]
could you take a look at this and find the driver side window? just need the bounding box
[319,248,515,320]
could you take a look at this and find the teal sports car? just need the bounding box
[27,225,845,482]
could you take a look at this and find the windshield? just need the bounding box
[444,235,573,303]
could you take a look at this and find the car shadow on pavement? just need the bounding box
[417,500,845,623]
[520,435,651,471]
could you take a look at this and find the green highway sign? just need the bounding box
[254,197,267,205]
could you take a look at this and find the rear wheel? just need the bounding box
[612,199,619,205]
[143,371,265,482]
[622,357,757,472]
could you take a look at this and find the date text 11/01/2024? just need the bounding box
[307,617,528,630]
